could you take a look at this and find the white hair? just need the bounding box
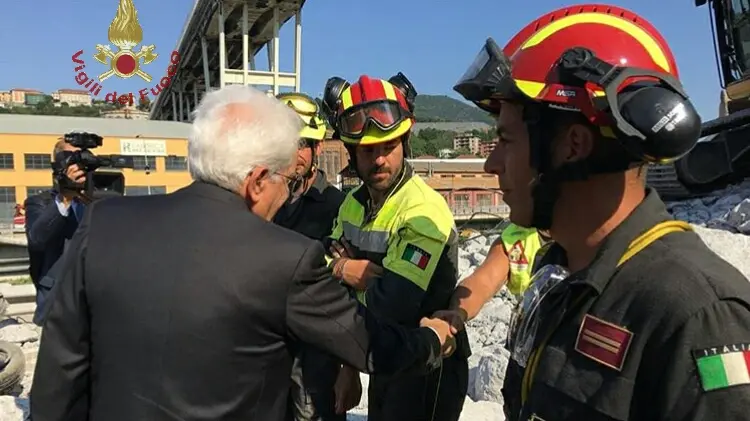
[188,85,302,192]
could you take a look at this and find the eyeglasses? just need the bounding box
[275,172,305,203]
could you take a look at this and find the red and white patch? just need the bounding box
[574,314,634,371]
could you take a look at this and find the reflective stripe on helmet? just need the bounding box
[520,13,671,73]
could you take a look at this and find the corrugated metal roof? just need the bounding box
[0,114,191,139]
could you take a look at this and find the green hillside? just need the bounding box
[413,94,493,124]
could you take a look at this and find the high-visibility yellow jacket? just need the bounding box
[500,223,543,296]
[326,165,460,327]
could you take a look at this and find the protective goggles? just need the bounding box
[453,37,523,113]
[336,100,412,139]
[507,264,570,368]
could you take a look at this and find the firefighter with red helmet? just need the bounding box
[453,4,750,421]
[322,74,470,421]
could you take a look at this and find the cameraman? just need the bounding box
[24,139,86,316]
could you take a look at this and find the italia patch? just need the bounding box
[402,244,431,270]
[574,314,633,371]
[693,343,750,391]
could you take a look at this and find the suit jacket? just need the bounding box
[30,181,442,421]
[24,191,80,283]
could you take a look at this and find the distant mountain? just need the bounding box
[413,95,494,124]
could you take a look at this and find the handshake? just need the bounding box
[419,308,468,358]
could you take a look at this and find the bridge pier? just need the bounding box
[151,0,306,122]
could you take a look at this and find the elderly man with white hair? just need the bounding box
[30,85,454,421]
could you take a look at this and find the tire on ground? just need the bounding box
[0,340,25,394]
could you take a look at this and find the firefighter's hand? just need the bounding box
[334,365,362,414]
[432,309,469,334]
[329,238,356,259]
[335,259,383,291]
[420,317,457,357]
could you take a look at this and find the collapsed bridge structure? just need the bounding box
[149,0,306,122]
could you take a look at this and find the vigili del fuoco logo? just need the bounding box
[70,0,181,106]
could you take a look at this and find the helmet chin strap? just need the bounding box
[525,109,640,230]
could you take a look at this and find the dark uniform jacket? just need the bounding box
[274,169,345,242]
[30,181,443,421]
[503,187,750,421]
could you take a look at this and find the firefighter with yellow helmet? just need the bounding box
[274,92,347,421]
[321,73,470,421]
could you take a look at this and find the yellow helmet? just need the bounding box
[323,74,417,146]
[276,92,327,142]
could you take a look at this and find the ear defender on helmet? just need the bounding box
[322,76,350,129]
[388,72,418,113]
[557,47,702,164]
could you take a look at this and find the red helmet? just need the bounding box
[324,74,416,146]
[505,4,677,108]
[454,4,701,164]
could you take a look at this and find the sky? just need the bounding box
[0,0,723,120]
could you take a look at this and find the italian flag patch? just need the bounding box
[402,244,431,270]
[693,343,750,391]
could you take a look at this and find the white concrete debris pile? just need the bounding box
[0,319,40,421]
[666,179,750,234]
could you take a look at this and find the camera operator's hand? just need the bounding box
[66,164,85,184]
[61,164,86,201]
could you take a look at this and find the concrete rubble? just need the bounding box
[0,319,39,421]
[3,182,750,421]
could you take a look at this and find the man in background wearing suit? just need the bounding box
[24,139,86,323]
[30,85,455,421]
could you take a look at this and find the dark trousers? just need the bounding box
[290,346,346,421]
[368,353,468,421]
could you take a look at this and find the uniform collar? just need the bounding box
[303,169,330,202]
[352,161,413,207]
[544,187,672,294]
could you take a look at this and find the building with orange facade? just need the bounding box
[0,114,192,210]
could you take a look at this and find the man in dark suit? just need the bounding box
[30,85,454,421]
[24,139,86,321]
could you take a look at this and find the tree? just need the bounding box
[137,96,151,111]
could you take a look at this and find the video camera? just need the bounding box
[52,131,135,200]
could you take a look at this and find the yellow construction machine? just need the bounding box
[647,0,750,199]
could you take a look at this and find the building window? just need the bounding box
[440,174,454,178]
[24,154,51,170]
[477,194,492,207]
[320,150,341,184]
[460,174,475,178]
[0,154,14,169]
[132,156,157,171]
[165,155,187,171]
[454,194,470,208]
[0,187,16,203]
[26,186,50,197]
[125,185,167,196]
